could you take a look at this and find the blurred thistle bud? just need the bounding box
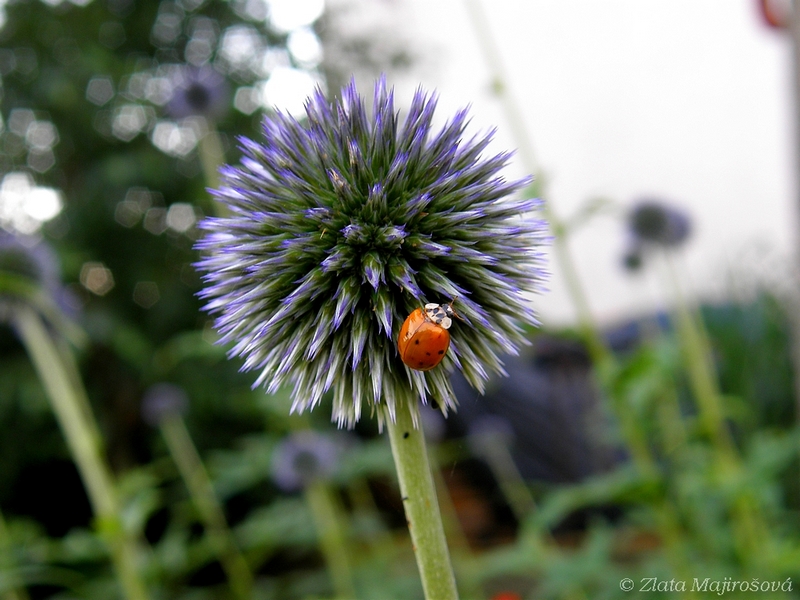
[166,65,231,121]
[0,233,61,321]
[271,431,340,492]
[195,76,548,428]
[141,383,189,426]
[628,199,691,248]
[621,242,644,272]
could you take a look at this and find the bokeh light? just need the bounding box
[260,66,320,116]
[266,0,324,33]
[0,172,63,235]
[132,281,160,308]
[166,202,198,233]
[79,261,115,296]
[287,27,323,68]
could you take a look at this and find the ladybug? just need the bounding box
[397,302,457,371]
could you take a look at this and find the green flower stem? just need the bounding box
[662,255,767,562]
[304,481,357,600]
[12,305,149,600]
[199,126,225,195]
[158,414,253,600]
[0,509,29,600]
[458,9,693,571]
[463,0,610,368]
[386,407,458,600]
[663,256,735,455]
[474,434,536,522]
[427,446,483,600]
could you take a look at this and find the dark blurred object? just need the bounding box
[628,199,691,248]
[603,312,671,353]
[621,198,692,272]
[621,242,644,272]
[451,336,617,484]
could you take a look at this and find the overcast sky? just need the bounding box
[372,0,796,327]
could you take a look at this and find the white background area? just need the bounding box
[350,0,797,328]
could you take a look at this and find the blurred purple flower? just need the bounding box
[628,199,691,248]
[271,431,340,492]
[166,65,231,121]
[0,233,62,321]
[141,383,189,426]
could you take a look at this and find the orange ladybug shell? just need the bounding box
[398,305,452,371]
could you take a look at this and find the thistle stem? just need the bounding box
[304,481,357,600]
[386,407,458,600]
[661,254,767,562]
[662,254,735,455]
[12,305,149,600]
[462,0,610,367]
[159,414,253,600]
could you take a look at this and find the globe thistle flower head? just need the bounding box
[195,76,548,429]
[628,199,691,248]
[271,431,340,492]
[166,65,231,121]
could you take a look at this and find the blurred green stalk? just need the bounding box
[304,481,357,600]
[386,408,459,600]
[426,442,483,599]
[286,414,357,599]
[461,0,610,368]
[661,255,767,562]
[199,127,224,192]
[158,414,254,600]
[470,430,536,522]
[462,1,698,585]
[0,509,29,600]
[663,256,735,456]
[12,305,149,600]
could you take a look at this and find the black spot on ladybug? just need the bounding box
[414,339,420,345]
[418,361,425,366]
[425,352,431,356]
[437,350,444,355]
[403,431,409,439]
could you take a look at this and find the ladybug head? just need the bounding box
[423,302,455,329]
[445,298,465,324]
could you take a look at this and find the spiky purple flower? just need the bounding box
[195,77,547,428]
